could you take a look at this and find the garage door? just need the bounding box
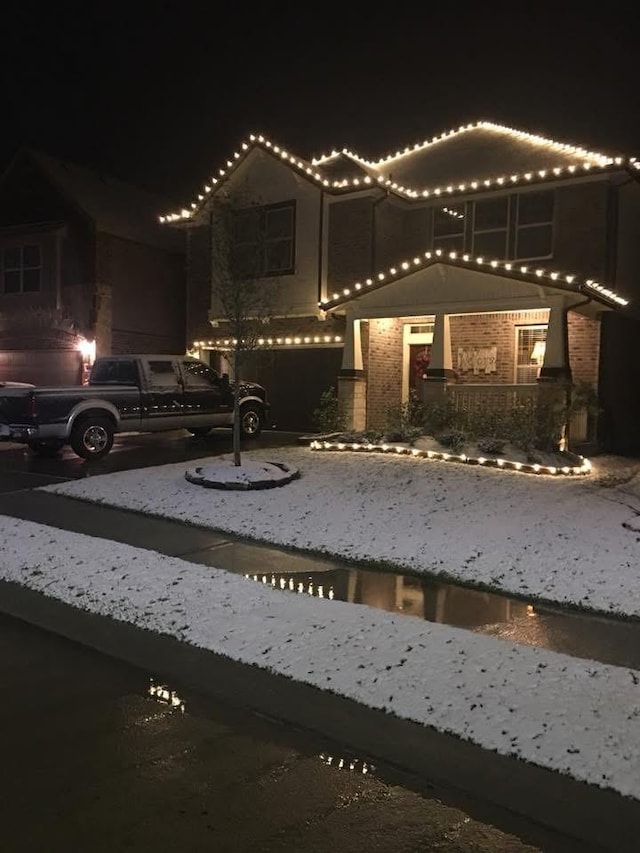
[239,347,343,432]
[0,349,82,387]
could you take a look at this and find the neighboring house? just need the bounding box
[164,121,640,452]
[0,149,185,386]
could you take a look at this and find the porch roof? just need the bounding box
[321,252,629,319]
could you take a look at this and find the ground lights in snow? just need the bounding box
[309,440,591,477]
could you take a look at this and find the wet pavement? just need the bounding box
[2,610,561,853]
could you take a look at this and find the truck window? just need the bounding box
[148,360,179,387]
[91,360,137,384]
[182,361,219,388]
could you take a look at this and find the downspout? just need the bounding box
[317,189,324,305]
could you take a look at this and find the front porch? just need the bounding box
[335,302,600,449]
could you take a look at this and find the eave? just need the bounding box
[160,120,640,226]
[319,250,630,314]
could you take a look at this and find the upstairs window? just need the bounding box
[2,244,41,293]
[233,201,295,277]
[515,191,554,260]
[432,206,464,253]
[472,197,509,257]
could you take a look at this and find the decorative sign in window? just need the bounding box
[457,346,497,375]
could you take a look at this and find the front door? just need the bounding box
[402,322,434,402]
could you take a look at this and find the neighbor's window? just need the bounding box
[233,200,295,277]
[515,190,554,260]
[2,244,41,293]
[515,325,547,383]
[432,206,465,253]
[472,197,509,257]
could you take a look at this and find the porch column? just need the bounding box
[422,312,454,402]
[338,312,366,430]
[539,298,572,383]
[538,297,572,450]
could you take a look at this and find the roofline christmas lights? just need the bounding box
[159,121,638,223]
[191,334,343,349]
[318,249,629,310]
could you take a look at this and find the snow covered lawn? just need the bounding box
[1,446,640,802]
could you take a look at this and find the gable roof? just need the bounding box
[319,248,630,314]
[11,149,183,252]
[161,120,639,223]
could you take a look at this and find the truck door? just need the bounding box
[180,359,233,427]
[141,359,184,431]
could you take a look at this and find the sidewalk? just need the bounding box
[1,487,639,851]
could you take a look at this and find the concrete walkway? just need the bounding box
[1,488,639,851]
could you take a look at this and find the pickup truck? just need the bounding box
[0,354,270,460]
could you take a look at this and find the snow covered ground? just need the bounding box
[1,446,640,801]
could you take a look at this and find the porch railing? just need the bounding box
[447,384,538,412]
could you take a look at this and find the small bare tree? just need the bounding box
[210,194,278,466]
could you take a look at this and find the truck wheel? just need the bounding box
[27,440,64,457]
[240,404,263,439]
[70,417,114,460]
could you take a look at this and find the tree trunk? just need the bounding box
[233,348,241,466]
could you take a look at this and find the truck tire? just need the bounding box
[239,404,263,439]
[70,416,114,460]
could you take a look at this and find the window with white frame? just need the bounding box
[2,244,41,293]
[515,190,554,260]
[472,197,509,257]
[432,206,464,252]
[515,325,547,383]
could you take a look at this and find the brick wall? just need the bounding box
[365,318,403,428]
[451,311,549,383]
[567,313,600,385]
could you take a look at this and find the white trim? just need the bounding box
[402,320,434,402]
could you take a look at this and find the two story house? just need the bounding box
[0,148,185,386]
[165,121,640,452]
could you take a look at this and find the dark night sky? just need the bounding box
[1,3,638,208]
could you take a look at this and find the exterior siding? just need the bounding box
[96,233,185,354]
[327,197,373,290]
[186,223,213,344]
[373,199,407,270]
[205,148,322,318]
[553,181,611,279]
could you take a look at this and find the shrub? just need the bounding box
[435,429,467,453]
[477,436,507,455]
[386,389,424,432]
[312,386,345,434]
[419,399,459,435]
